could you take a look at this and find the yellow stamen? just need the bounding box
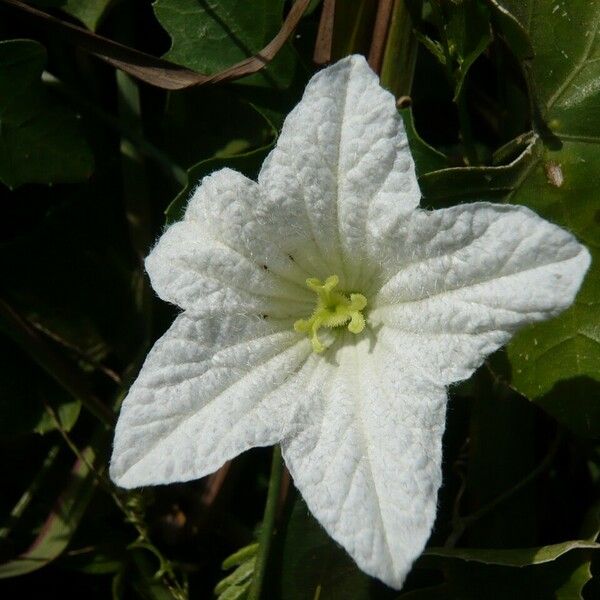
[294,275,367,353]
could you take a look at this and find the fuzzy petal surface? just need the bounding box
[368,202,591,384]
[257,54,419,289]
[145,168,314,319]
[110,55,592,592]
[282,334,446,589]
[110,313,312,488]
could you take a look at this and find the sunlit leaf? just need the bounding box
[153,0,296,87]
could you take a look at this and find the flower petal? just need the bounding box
[145,168,314,318]
[110,313,312,488]
[282,335,446,589]
[369,202,591,384]
[258,55,419,288]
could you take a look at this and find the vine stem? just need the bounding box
[43,402,188,599]
[248,445,284,600]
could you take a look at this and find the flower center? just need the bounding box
[294,275,367,353]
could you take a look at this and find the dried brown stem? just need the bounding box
[314,0,336,65]
[368,0,394,74]
[1,0,310,90]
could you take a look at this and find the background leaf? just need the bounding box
[165,142,275,225]
[267,493,392,600]
[0,1,598,598]
[30,0,117,30]
[401,551,594,599]
[0,39,94,189]
[60,0,116,31]
[443,0,492,99]
[409,0,600,436]
[496,0,600,434]
[153,0,296,87]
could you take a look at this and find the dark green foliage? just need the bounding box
[0,39,94,188]
[0,0,597,598]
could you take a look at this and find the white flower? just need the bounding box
[110,55,590,589]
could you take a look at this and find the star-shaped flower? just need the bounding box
[110,55,590,589]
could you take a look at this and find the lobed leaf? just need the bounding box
[153,0,295,87]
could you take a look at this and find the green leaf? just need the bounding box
[153,0,295,87]
[0,39,94,189]
[403,551,594,599]
[400,107,449,178]
[412,0,600,435]
[505,138,600,437]
[218,584,251,600]
[60,0,116,30]
[409,501,600,597]
[268,493,395,600]
[29,0,116,30]
[215,558,255,595]
[35,399,81,435]
[498,0,600,134]
[215,544,258,599]
[487,0,534,61]
[444,0,493,99]
[423,539,600,567]
[222,543,259,570]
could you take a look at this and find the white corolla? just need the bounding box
[110,55,590,589]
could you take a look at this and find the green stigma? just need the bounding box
[294,275,367,353]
